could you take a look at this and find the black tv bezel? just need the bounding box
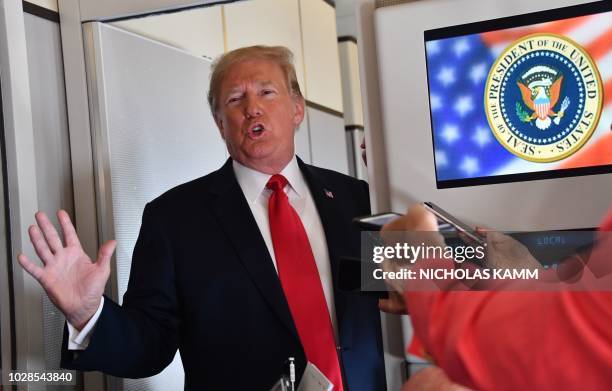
[423,0,612,189]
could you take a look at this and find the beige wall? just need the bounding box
[112,7,224,60]
[111,0,344,112]
[300,0,343,112]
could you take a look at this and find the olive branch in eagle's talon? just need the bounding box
[516,102,533,124]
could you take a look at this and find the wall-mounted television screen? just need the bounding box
[425,1,611,188]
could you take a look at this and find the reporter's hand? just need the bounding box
[377,204,444,296]
[17,210,116,330]
[402,366,472,391]
[475,227,540,270]
[378,291,408,315]
[381,204,440,235]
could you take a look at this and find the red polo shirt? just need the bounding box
[404,211,612,390]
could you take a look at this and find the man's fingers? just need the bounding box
[28,225,55,264]
[382,204,438,232]
[410,204,439,232]
[96,240,117,270]
[405,204,439,231]
[381,205,443,248]
[378,297,407,315]
[475,227,507,248]
[457,231,478,246]
[378,292,408,314]
[35,211,64,253]
[17,253,45,282]
[485,231,508,247]
[476,226,508,245]
[58,210,81,247]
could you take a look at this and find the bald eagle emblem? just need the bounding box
[515,66,570,130]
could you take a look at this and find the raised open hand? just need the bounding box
[17,210,116,330]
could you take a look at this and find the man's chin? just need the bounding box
[237,150,293,173]
[244,147,274,162]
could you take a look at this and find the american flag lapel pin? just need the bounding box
[324,189,334,199]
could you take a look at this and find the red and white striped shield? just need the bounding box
[535,102,550,119]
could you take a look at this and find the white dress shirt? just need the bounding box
[68,155,338,349]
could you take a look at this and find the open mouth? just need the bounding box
[248,123,266,139]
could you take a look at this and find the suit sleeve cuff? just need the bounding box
[67,297,105,350]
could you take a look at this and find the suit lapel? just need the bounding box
[297,158,354,350]
[297,158,350,264]
[208,159,299,341]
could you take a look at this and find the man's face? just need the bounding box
[215,58,305,174]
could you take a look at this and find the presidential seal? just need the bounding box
[484,33,603,162]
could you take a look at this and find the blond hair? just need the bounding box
[207,45,302,116]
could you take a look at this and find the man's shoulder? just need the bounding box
[300,162,370,214]
[302,162,366,189]
[146,165,227,211]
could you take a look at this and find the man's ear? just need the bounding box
[214,113,226,140]
[292,95,305,127]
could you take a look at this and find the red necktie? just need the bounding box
[267,174,343,390]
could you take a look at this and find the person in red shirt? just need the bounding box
[381,205,612,391]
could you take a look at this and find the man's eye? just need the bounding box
[262,90,276,96]
[227,97,241,104]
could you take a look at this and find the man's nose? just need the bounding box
[244,96,262,118]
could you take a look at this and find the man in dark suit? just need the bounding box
[18,46,386,390]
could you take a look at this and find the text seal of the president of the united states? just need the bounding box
[484,33,603,163]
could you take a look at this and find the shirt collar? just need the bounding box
[232,156,306,203]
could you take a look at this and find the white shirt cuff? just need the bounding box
[67,297,104,350]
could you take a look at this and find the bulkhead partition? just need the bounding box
[82,21,227,391]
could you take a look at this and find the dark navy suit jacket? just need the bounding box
[62,157,386,390]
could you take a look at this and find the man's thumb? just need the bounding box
[97,240,117,269]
